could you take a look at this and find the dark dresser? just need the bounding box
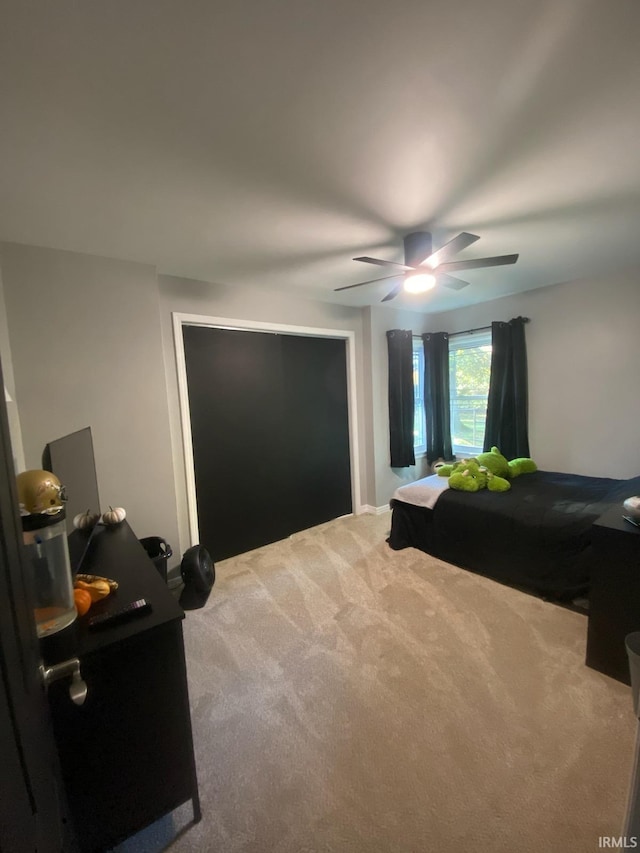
[46,522,200,852]
[586,505,640,684]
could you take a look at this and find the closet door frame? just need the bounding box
[173,313,361,547]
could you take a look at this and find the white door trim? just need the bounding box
[172,312,362,548]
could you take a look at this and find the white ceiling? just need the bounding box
[1,0,639,313]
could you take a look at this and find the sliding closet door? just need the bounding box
[182,326,352,561]
[279,334,352,533]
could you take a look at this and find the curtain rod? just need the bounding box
[448,324,491,338]
[413,317,530,339]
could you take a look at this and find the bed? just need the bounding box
[388,470,640,602]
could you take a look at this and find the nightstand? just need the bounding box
[586,504,640,684]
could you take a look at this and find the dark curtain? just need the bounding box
[484,316,530,458]
[386,330,415,467]
[422,332,453,464]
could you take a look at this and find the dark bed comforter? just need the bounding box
[389,470,640,600]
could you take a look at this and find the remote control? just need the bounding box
[88,598,152,630]
[623,515,640,529]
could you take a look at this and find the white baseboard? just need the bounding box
[359,504,391,516]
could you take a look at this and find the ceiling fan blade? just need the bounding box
[436,254,519,274]
[381,282,403,302]
[437,273,470,291]
[353,256,413,272]
[419,232,480,268]
[334,274,401,293]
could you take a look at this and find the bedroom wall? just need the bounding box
[0,263,26,473]
[156,274,368,560]
[428,266,640,479]
[0,243,181,557]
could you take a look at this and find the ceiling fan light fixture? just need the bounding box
[404,272,435,294]
[335,231,518,302]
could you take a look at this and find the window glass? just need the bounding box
[449,331,492,456]
[412,340,426,454]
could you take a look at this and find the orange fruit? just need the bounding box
[74,588,92,616]
[74,578,111,602]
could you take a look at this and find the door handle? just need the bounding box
[40,657,88,706]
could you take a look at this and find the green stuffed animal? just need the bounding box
[486,470,511,492]
[445,458,511,493]
[476,446,538,478]
[436,446,536,493]
[475,446,510,478]
[447,458,488,492]
[508,456,538,477]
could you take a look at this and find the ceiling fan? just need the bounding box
[334,231,518,302]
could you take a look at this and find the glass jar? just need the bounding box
[22,510,76,638]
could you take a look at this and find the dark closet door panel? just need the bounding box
[281,335,351,531]
[183,326,352,561]
[183,326,291,560]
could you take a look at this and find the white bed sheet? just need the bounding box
[391,473,449,510]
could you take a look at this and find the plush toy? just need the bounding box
[447,457,511,492]
[507,456,538,477]
[436,446,536,493]
[487,472,511,492]
[476,446,510,478]
[447,458,485,492]
[435,461,459,478]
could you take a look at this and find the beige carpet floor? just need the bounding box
[148,512,635,852]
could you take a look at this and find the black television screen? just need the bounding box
[43,426,101,536]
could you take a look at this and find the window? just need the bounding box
[448,330,492,457]
[412,330,492,458]
[412,339,426,454]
